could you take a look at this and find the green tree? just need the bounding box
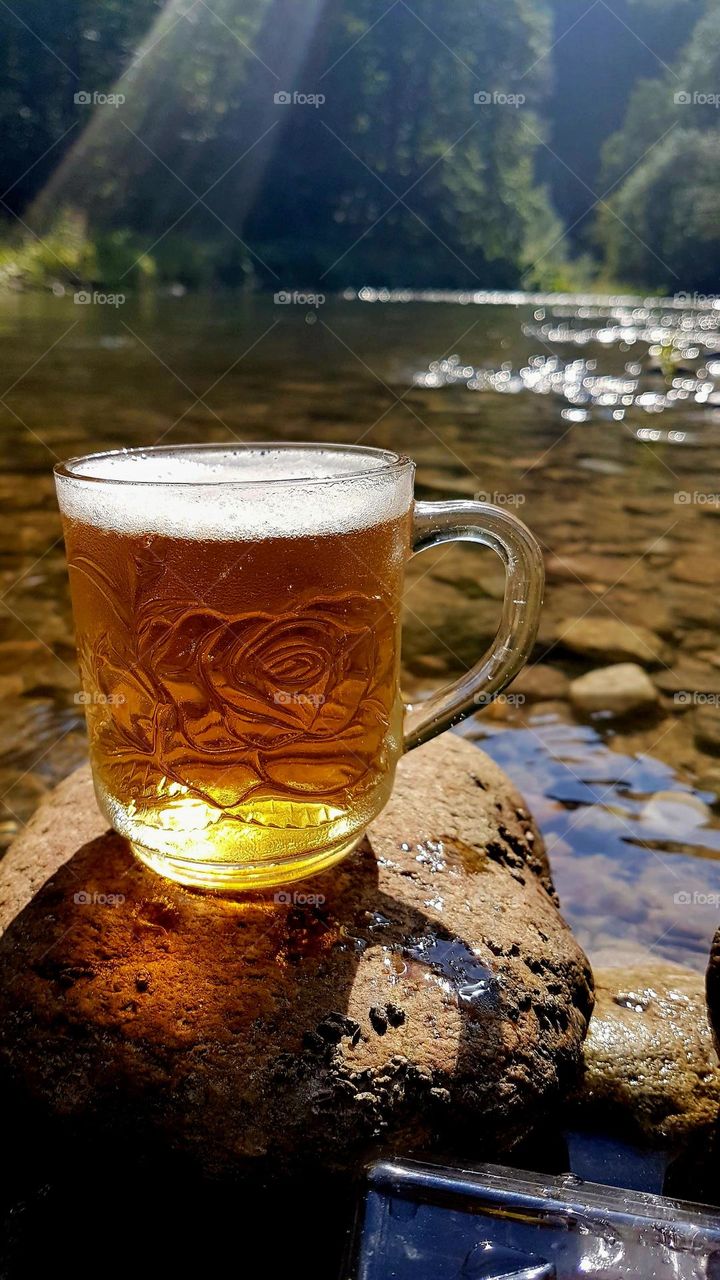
[597,3,720,287]
[599,128,720,290]
[247,0,560,286]
[26,0,565,289]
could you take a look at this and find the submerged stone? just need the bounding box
[570,663,658,717]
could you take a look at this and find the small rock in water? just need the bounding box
[556,617,667,666]
[569,663,658,717]
[655,660,720,696]
[509,664,569,703]
[693,704,720,756]
[578,457,626,475]
[640,790,711,830]
[0,673,24,699]
[410,654,450,676]
[671,555,720,587]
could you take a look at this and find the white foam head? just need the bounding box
[55,445,414,540]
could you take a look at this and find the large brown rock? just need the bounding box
[576,964,720,1146]
[0,733,592,1179]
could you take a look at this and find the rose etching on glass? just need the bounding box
[71,549,398,816]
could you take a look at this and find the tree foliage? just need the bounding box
[597,3,720,288]
[599,129,720,289]
[1,0,565,288]
[0,0,718,289]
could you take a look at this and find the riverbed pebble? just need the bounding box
[569,663,658,717]
[555,617,667,666]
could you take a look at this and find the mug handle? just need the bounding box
[404,500,545,751]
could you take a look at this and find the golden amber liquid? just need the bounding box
[62,510,410,889]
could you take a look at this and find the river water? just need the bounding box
[1,288,719,973]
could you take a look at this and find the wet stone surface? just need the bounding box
[573,962,720,1147]
[0,735,592,1178]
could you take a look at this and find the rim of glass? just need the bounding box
[54,442,414,489]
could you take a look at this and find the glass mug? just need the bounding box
[55,443,543,891]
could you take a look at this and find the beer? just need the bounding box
[57,446,413,889]
[56,441,546,891]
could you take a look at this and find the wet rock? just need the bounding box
[671,585,720,630]
[693,704,720,756]
[555,617,667,666]
[671,555,720,587]
[526,698,575,724]
[578,457,625,476]
[405,653,451,678]
[476,572,506,601]
[0,673,24,699]
[425,546,505,601]
[622,496,671,517]
[569,663,658,717]
[0,639,50,672]
[545,554,627,586]
[695,763,720,796]
[680,628,720,656]
[509,664,569,703]
[22,656,80,695]
[575,964,720,1145]
[655,660,720,698]
[600,589,674,638]
[640,790,712,831]
[403,579,500,672]
[0,734,593,1180]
